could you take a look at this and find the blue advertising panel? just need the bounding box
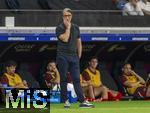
[0,33,150,42]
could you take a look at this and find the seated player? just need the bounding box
[80,75,95,101]
[44,60,77,98]
[44,60,60,89]
[0,60,28,89]
[81,57,122,101]
[121,63,150,98]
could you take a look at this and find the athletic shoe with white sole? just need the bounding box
[64,100,71,108]
[79,100,95,108]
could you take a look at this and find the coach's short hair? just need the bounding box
[62,8,72,15]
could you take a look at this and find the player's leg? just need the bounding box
[82,86,89,97]
[88,85,95,99]
[82,85,95,100]
[134,86,147,98]
[94,85,108,100]
[146,85,150,97]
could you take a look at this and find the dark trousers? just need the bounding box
[56,54,84,103]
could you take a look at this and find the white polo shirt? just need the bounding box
[123,2,144,16]
[138,0,150,12]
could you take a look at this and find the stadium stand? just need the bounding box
[0,0,114,10]
[0,0,150,104]
[5,0,20,10]
[0,10,149,27]
[0,0,150,27]
[38,0,52,9]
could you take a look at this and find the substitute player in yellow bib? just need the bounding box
[122,63,150,98]
[81,57,122,101]
[0,60,28,88]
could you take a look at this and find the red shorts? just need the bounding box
[108,91,122,100]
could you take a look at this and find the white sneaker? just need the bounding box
[64,100,71,108]
[79,100,95,108]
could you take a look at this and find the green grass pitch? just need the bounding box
[0,100,150,113]
[50,101,150,113]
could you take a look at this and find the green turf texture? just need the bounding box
[0,101,150,113]
[51,100,150,113]
[0,109,50,113]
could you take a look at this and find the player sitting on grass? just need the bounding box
[0,60,28,89]
[121,63,150,98]
[81,57,122,101]
[44,60,77,99]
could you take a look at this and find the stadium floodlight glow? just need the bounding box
[5,89,50,109]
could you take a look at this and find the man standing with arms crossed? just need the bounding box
[56,8,94,108]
